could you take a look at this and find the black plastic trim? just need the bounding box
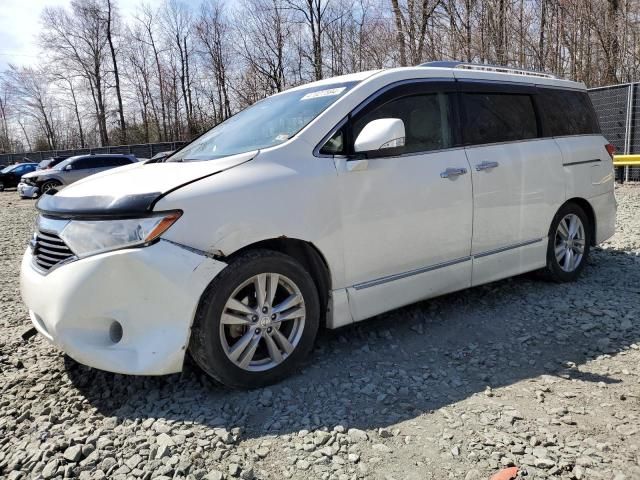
[36,192,162,219]
[563,159,601,167]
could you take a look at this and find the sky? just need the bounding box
[0,0,162,71]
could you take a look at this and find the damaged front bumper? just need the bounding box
[20,239,227,375]
[18,182,39,199]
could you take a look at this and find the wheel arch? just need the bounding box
[224,237,332,325]
[562,197,596,246]
[37,176,64,186]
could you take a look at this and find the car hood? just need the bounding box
[22,170,41,179]
[36,151,257,217]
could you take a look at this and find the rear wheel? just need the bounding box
[542,203,591,282]
[189,249,320,388]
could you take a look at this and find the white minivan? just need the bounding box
[20,62,617,388]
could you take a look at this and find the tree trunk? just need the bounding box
[391,0,407,66]
[106,0,126,143]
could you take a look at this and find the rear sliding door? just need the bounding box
[459,82,565,286]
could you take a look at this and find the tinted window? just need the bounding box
[538,89,600,136]
[109,157,134,166]
[91,157,131,168]
[352,92,453,155]
[72,158,97,169]
[13,164,35,174]
[462,93,538,145]
[320,128,346,155]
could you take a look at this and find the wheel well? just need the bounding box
[227,238,332,324]
[565,197,596,246]
[38,178,62,186]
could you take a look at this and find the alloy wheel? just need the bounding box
[554,213,586,272]
[42,182,58,193]
[219,273,306,372]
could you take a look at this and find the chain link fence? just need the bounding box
[0,141,186,166]
[589,84,640,182]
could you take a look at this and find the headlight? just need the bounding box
[58,211,181,258]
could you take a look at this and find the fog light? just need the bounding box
[109,321,123,343]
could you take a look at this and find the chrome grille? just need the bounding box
[32,230,74,271]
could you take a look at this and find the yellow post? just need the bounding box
[613,154,640,166]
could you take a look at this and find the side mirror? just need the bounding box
[354,118,405,153]
[64,164,73,171]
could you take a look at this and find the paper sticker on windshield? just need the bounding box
[300,87,346,100]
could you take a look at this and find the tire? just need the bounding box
[41,180,61,194]
[189,249,320,388]
[541,202,591,282]
[0,181,4,192]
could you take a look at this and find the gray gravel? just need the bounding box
[1,186,640,480]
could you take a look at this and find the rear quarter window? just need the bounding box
[537,89,600,137]
[462,93,538,145]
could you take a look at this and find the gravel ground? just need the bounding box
[1,186,639,480]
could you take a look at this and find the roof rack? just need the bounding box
[419,61,557,79]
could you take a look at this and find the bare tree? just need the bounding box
[163,0,196,137]
[196,0,232,122]
[41,0,111,146]
[1,0,639,154]
[390,0,443,66]
[105,0,127,143]
[4,66,59,150]
[134,4,169,140]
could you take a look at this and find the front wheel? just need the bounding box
[542,203,591,282]
[41,180,61,195]
[0,181,4,191]
[189,249,320,388]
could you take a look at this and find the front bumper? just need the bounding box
[20,240,227,375]
[18,183,39,198]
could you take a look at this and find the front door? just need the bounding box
[65,158,101,183]
[329,81,474,321]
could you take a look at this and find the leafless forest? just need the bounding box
[0,0,639,153]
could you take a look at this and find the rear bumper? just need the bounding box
[591,190,617,244]
[20,240,227,375]
[18,183,39,198]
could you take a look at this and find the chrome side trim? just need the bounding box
[473,237,545,259]
[353,256,471,291]
[563,159,601,167]
[352,237,546,290]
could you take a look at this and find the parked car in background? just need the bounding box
[37,156,67,171]
[0,163,38,191]
[21,62,616,388]
[18,154,138,198]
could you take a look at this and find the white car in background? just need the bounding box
[20,62,616,388]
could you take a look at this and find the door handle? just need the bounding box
[440,167,468,178]
[475,161,499,171]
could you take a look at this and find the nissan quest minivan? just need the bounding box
[20,62,616,388]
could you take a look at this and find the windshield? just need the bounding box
[54,156,83,170]
[170,82,357,161]
[1,165,15,173]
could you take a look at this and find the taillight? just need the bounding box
[605,143,616,159]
